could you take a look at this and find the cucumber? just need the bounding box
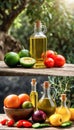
[32,123,41,128]
[32,123,50,128]
[61,121,73,128]
[40,123,50,127]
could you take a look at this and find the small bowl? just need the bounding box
[4,106,34,121]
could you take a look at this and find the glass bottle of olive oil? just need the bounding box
[56,94,71,122]
[37,81,56,118]
[30,20,47,68]
[30,78,38,111]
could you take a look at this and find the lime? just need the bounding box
[22,101,33,109]
[19,49,31,58]
[20,57,36,68]
[4,52,19,67]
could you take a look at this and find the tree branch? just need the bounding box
[0,0,30,32]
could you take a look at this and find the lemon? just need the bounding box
[22,101,33,109]
[4,52,19,67]
[20,57,36,68]
[49,113,62,126]
[69,108,74,121]
[19,49,31,58]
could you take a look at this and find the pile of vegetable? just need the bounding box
[42,50,66,68]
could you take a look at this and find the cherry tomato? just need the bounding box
[44,58,54,68]
[7,119,14,127]
[54,54,66,67]
[23,120,32,128]
[45,50,56,60]
[0,119,8,125]
[16,120,23,128]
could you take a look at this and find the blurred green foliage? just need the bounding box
[0,0,21,25]
[48,76,74,107]
[9,0,74,63]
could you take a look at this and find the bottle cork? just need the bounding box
[36,20,41,28]
[31,78,36,86]
[44,81,49,88]
[61,94,66,101]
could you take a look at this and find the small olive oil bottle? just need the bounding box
[56,94,71,122]
[30,78,38,110]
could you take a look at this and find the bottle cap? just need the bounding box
[36,20,41,28]
[61,94,66,101]
[44,81,49,88]
[31,78,36,85]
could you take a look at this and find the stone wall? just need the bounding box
[0,76,48,113]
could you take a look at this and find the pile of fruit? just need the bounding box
[4,49,36,68]
[0,93,74,128]
[4,49,66,68]
[4,93,32,109]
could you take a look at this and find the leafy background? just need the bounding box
[9,0,74,63]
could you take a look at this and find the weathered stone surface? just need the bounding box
[0,32,22,60]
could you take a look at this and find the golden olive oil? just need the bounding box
[30,91,38,111]
[37,81,56,117]
[56,94,71,122]
[30,79,38,111]
[30,20,47,68]
[38,98,56,117]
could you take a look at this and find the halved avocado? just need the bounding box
[20,57,36,68]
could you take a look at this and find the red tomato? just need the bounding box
[54,54,66,67]
[23,120,32,128]
[44,58,54,68]
[18,93,30,105]
[16,120,23,128]
[7,119,14,127]
[45,50,56,60]
[0,119,8,125]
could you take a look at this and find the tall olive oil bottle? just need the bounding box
[30,20,47,68]
[30,79,38,111]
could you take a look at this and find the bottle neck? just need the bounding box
[31,82,37,92]
[34,25,42,33]
[34,20,42,34]
[61,99,67,107]
[43,86,51,98]
[60,94,67,107]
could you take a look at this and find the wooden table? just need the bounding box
[0,114,74,130]
[0,61,74,76]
